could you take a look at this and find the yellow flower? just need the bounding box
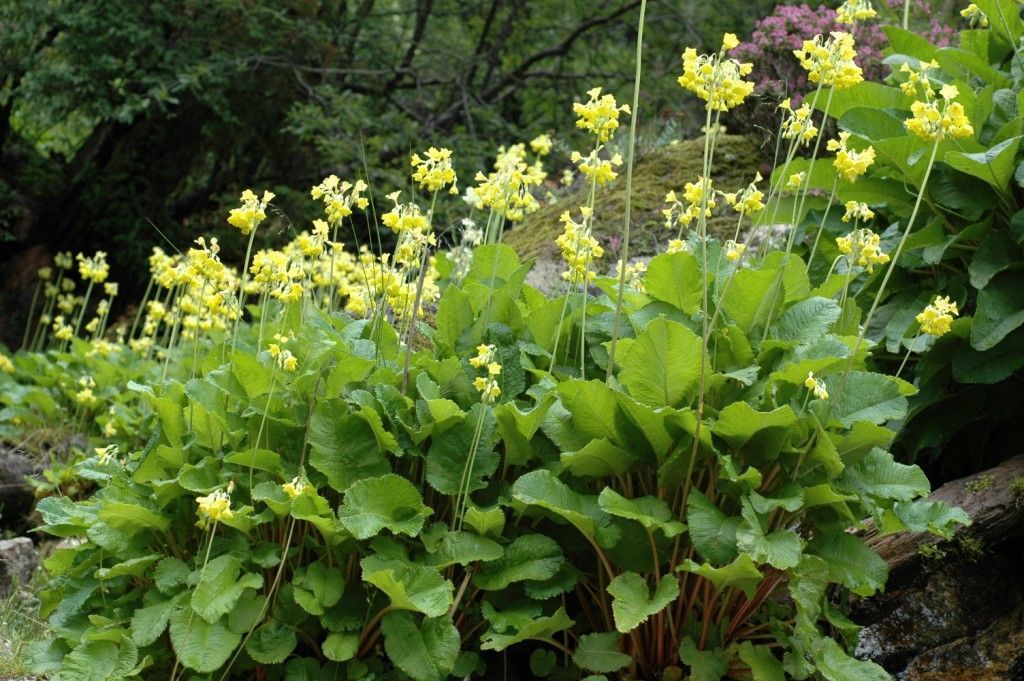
[573,87,630,143]
[555,209,604,285]
[724,240,746,263]
[487,361,502,376]
[793,32,863,90]
[842,201,875,223]
[836,0,877,24]
[196,488,233,526]
[960,3,989,27]
[906,86,974,141]
[723,173,765,215]
[804,372,829,400]
[311,175,370,224]
[836,228,889,272]
[827,132,875,182]
[916,295,959,336]
[678,46,754,112]
[570,149,622,186]
[779,98,819,146]
[282,476,306,499]
[666,239,688,254]
[786,172,806,191]
[77,251,110,284]
[54,252,73,270]
[38,267,52,281]
[898,59,940,97]
[561,169,575,187]
[95,444,119,465]
[0,354,13,374]
[227,189,274,235]
[722,33,740,51]
[410,147,458,194]
[473,376,501,403]
[470,344,496,368]
[530,134,553,156]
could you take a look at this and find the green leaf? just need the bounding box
[474,534,564,590]
[597,488,686,538]
[246,619,297,664]
[573,632,632,673]
[736,502,802,570]
[816,81,912,118]
[97,502,170,533]
[382,612,460,681]
[830,371,908,427]
[969,231,1021,290]
[887,499,972,538]
[678,639,728,681]
[561,438,636,477]
[322,632,359,662]
[191,555,264,624]
[972,271,1024,351]
[811,637,890,681]
[462,504,505,539]
[946,136,1021,190]
[224,448,283,475]
[686,490,740,565]
[606,572,679,633]
[722,268,780,334]
[339,474,431,539]
[678,554,763,598]
[514,469,614,539]
[620,317,706,408]
[292,562,345,615]
[154,558,190,595]
[807,532,887,597]
[838,447,930,502]
[169,605,242,673]
[769,297,841,345]
[713,403,797,459]
[60,640,138,681]
[231,350,273,397]
[424,530,503,568]
[360,556,453,617]
[426,403,498,495]
[737,641,785,681]
[531,649,557,677]
[130,598,176,647]
[480,605,574,651]
[309,401,391,492]
[644,250,704,314]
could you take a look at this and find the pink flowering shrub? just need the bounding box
[734,1,956,103]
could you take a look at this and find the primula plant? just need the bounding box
[0,3,987,681]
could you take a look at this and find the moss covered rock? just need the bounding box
[502,134,762,267]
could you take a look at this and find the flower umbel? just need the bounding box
[410,147,458,194]
[573,87,630,143]
[227,189,274,235]
[793,32,863,90]
[916,295,959,336]
[677,35,755,112]
[804,372,829,400]
[836,227,889,272]
[828,132,876,182]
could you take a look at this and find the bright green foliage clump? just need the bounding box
[0,9,987,681]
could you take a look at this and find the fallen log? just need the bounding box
[863,454,1024,578]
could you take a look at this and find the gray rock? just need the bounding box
[0,450,41,533]
[0,537,39,596]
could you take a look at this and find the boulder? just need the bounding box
[0,537,38,596]
[0,450,40,533]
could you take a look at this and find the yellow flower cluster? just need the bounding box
[916,295,959,336]
[724,240,746,263]
[227,189,274,235]
[666,239,688,254]
[470,143,544,222]
[571,148,622,186]
[410,147,458,194]
[196,486,233,528]
[555,208,604,285]
[54,251,73,270]
[779,98,819,146]
[786,172,806,191]
[828,132,876,182]
[906,85,974,141]
[898,59,940,97]
[0,354,14,374]
[268,333,298,372]
[960,3,988,27]
[573,87,630,143]
[282,476,307,499]
[842,200,875,223]
[836,227,890,272]
[804,371,829,400]
[530,134,553,156]
[615,260,647,292]
[382,191,430,234]
[663,177,717,230]
[721,173,765,216]
[77,251,109,284]
[836,0,877,24]
[75,375,98,407]
[311,175,370,224]
[793,32,863,90]
[677,35,755,112]
[95,444,119,465]
[469,344,502,403]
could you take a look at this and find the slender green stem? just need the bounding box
[902,0,911,30]
[607,0,647,382]
[231,227,259,352]
[805,177,839,272]
[21,280,42,350]
[895,331,922,379]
